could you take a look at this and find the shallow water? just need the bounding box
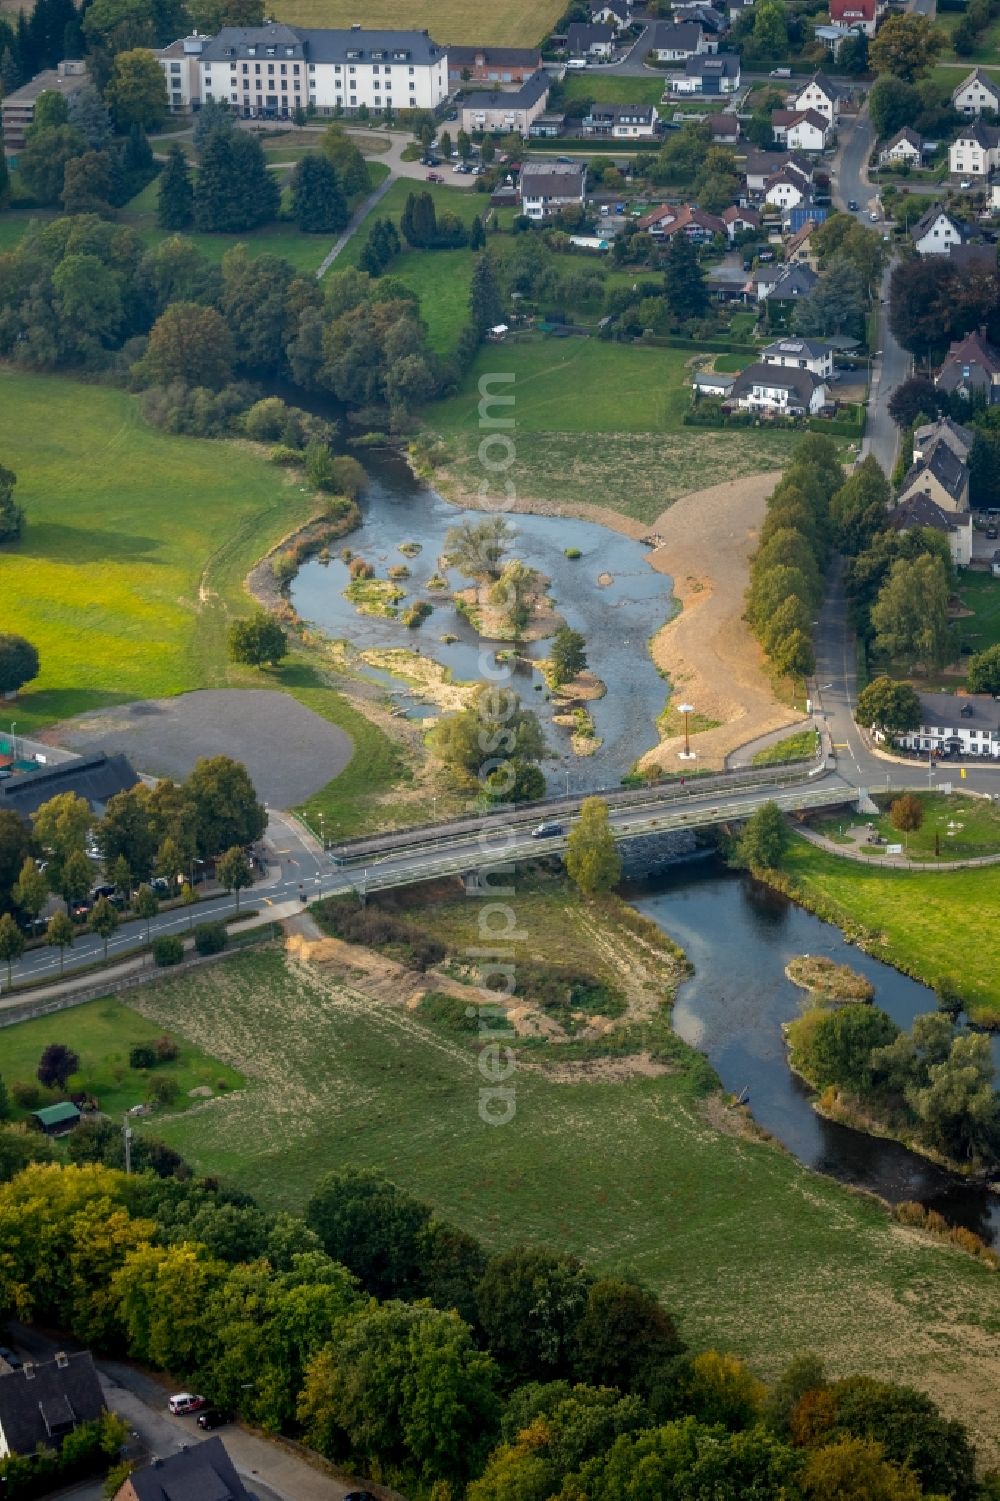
[290,448,672,792]
[631,859,1000,1245]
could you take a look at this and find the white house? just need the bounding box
[764,168,808,208]
[952,66,1000,117]
[889,493,973,568]
[155,33,207,111]
[949,120,1000,178]
[762,336,835,379]
[591,0,631,24]
[582,102,659,137]
[911,204,966,256]
[567,22,616,58]
[829,0,881,36]
[729,361,828,414]
[519,160,586,220]
[196,22,448,118]
[692,369,736,397]
[880,126,922,166]
[892,694,1000,758]
[772,108,831,152]
[744,148,812,195]
[721,204,760,240]
[792,72,843,124]
[672,51,740,94]
[648,21,707,61]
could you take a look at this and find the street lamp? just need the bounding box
[8,721,15,763]
[678,703,696,761]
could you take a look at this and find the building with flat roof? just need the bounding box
[1,59,87,152]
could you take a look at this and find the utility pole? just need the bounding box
[123,1115,133,1175]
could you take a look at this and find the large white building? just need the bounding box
[174,22,449,119]
[892,694,1000,759]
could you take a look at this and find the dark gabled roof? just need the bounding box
[885,126,923,151]
[952,66,1000,102]
[912,692,1000,731]
[125,1437,253,1501]
[567,21,616,47]
[0,752,139,818]
[770,262,819,296]
[953,118,1000,148]
[520,160,586,196]
[446,44,541,67]
[590,0,630,15]
[464,69,550,110]
[938,326,1000,385]
[914,415,974,456]
[911,202,967,243]
[762,335,833,361]
[899,440,968,503]
[587,102,656,123]
[730,361,824,404]
[0,1354,104,1456]
[685,50,740,76]
[796,71,843,101]
[650,20,704,51]
[890,493,960,536]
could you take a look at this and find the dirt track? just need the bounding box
[640,473,803,772]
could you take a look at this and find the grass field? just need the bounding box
[751,728,819,765]
[0,998,244,1120]
[101,902,1000,1451]
[813,791,1000,861]
[958,571,1000,655]
[934,10,1000,64]
[268,0,563,44]
[0,209,55,253]
[557,74,666,108]
[779,833,1000,1022]
[422,339,799,522]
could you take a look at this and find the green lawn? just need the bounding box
[713,353,751,373]
[779,833,1000,1023]
[927,62,1000,97]
[557,74,666,108]
[0,997,243,1119]
[957,571,1000,655]
[934,10,1000,64]
[751,728,819,765]
[421,339,799,522]
[813,790,1000,860]
[111,913,1000,1451]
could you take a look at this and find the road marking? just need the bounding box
[833,743,849,748]
[263,897,273,906]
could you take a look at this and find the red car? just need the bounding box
[425,171,443,183]
[168,1393,207,1415]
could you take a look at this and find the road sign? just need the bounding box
[939,782,952,795]
[886,843,903,855]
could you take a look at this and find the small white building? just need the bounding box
[911,204,966,256]
[786,110,832,153]
[893,694,1000,758]
[952,66,1000,117]
[591,0,631,24]
[648,20,707,61]
[519,160,586,220]
[692,369,736,397]
[792,72,843,124]
[764,169,808,209]
[566,22,616,58]
[729,361,828,414]
[880,126,922,166]
[761,336,835,379]
[581,102,658,138]
[949,120,1000,178]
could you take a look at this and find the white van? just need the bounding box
[566,57,588,69]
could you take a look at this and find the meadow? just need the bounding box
[79,894,1000,1453]
[268,0,564,45]
[957,571,1000,654]
[422,339,800,522]
[557,74,667,108]
[813,790,1000,861]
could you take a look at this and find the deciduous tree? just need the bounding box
[736,800,787,869]
[0,912,25,986]
[106,47,168,129]
[37,1039,79,1088]
[869,12,944,80]
[186,755,266,858]
[216,845,252,912]
[0,633,36,695]
[855,677,921,735]
[566,798,621,897]
[305,1167,431,1300]
[871,553,952,669]
[12,858,48,926]
[665,230,707,321]
[227,611,287,668]
[131,883,158,944]
[550,625,587,686]
[88,894,119,958]
[139,302,233,388]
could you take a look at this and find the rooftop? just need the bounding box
[0,1353,104,1457]
[200,23,445,66]
[123,1436,253,1500]
[464,70,551,110]
[913,692,1000,731]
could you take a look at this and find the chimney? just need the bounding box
[23,1362,35,1381]
[54,1352,69,1370]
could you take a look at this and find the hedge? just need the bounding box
[683,408,864,438]
[623,333,763,354]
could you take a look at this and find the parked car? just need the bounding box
[531,821,564,839]
[70,899,92,921]
[0,1346,22,1369]
[847,200,858,212]
[960,179,972,189]
[869,210,879,221]
[987,526,998,540]
[91,883,116,900]
[197,1408,232,1430]
[426,171,443,182]
[168,1393,207,1415]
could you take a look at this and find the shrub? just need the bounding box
[268,444,303,466]
[403,600,433,628]
[152,935,184,967]
[193,921,228,956]
[154,1035,179,1062]
[565,547,582,559]
[348,557,374,579]
[314,899,445,972]
[148,1075,179,1105]
[11,1080,41,1109]
[129,1043,157,1070]
[329,454,367,499]
[271,552,297,585]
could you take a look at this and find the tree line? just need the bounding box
[0,1154,988,1500]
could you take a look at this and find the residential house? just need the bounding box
[880,126,922,166]
[669,2,727,39]
[890,693,1000,758]
[520,160,586,219]
[771,108,831,151]
[637,202,726,239]
[949,240,997,272]
[764,167,809,208]
[743,148,812,195]
[814,24,858,58]
[791,72,843,124]
[460,70,551,134]
[936,326,1000,403]
[889,493,973,567]
[762,335,835,378]
[112,1437,255,1501]
[750,261,819,302]
[829,0,882,36]
[672,51,740,94]
[706,112,740,143]
[729,361,828,414]
[721,203,760,239]
[647,21,707,61]
[0,1353,105,1459]
[726,0,754,20]
[950,119,1000,177]
[692,369,736,397]
[197,23,448,117]
[913,415,974,464]
[447,46,541,87]
[911,203,967,255]
[952,66,1000,116]
[784,216,818,261]
[582,102,659,137]
[591,0,631,22]
[155,34,208,112]
[567,22,616,58]
[897,439,971,514]
[529,112,565,137]
[1,59,87,151]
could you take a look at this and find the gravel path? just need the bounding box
[52,688,352,808]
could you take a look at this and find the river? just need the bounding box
[630,858,1000,1246]
[290,447,671,792]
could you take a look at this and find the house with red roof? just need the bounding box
[829,0,882,35]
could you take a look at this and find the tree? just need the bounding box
[67,82,111,148]
[157,143,193,229]
[216,845,252,912]
[111,854,133,900]
[186,755,267,859]
[444,517,513,580]
[13,858,48,927]
[825,1374,978,1499]
[855,677,921,735]
[795,1004,900,1091]
[800,1436,923,1501]
[736,801,787,869]
[227,611,287,668]
[480,133,496,165]
[828,456,889,552]
[0,811,31,912]
[565,798,621,897]
[290,153,348,233]
[194,128,279,232]
[61,149,113,215]
[477,1244,594,1382]
[869,13,944,80]
[139,302,233,388]
[871,553,952,669]
[0,911,25,986]
[306,1168,431,1300]
[32,793,92,896]
[0,634,37,695]
[131,883,158,944]
[106,47,168,129]
[37,1039,80,1088]
[889,792,923,845]
[96,787,156,885]
[59,849,91,911]
[428,684,545,797]
[887,376,938,430]
[573,1278,685,1393]
[665,231,707,322]
[749,0,788,59]
[31,88,69,131]
[550,625,587,687]
[795,260,867,341]
[88,895,119,960]
[470,214,485,250]
[0,466,23,544]
[469,254,504,339]
[911,1031,1000,1162]
[868,75,922,138]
